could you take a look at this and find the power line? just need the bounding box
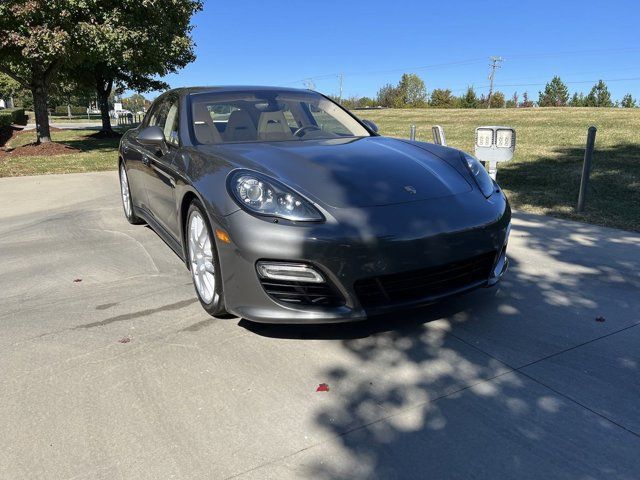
[276,46,640,89]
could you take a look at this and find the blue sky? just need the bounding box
[157,0,640,102]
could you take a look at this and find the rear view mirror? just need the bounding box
[361,119,378,133]
[138,126,166,147]
[138,126,168,155]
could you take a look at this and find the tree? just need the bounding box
[520,92,534,108]
[377,83,402,108]
[569,92,585,107]
[505,91,519,108]
[0,1,88,143]
[489,91,505,108]
[49,74,95,118]
[67,0,202,135]
[458,86,479,108]
[538,76,569,107]
[621,94,636,108]
[585,80,613,107]
[396,74,427,107]
[429,89,455,108]
[123,93,147,113]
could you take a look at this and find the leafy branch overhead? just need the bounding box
[0,0,203,141]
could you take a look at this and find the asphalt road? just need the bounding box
[1,171,639,479]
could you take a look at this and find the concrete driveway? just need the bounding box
[1,171,638,479]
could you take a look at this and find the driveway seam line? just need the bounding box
[446,322,640,440]
[223,368,517,480]
[512,320,640,371]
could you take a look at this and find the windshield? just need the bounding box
[189,90,370,144]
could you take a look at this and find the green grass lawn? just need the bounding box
[49,116,103,123]
[357,107,640,232]
[0,128,121,177]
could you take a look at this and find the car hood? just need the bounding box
[197,136,472,208]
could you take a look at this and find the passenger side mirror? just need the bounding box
[361,119,378,133]
[138,126,167,155]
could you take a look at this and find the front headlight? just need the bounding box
[462,152,495,198]
[228,170,324,222]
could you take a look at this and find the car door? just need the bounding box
[140,96,181,240]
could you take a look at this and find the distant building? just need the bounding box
[0,97,14,109]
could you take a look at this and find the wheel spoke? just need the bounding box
[188,210,216,304]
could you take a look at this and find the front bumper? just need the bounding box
[214,190,511,323]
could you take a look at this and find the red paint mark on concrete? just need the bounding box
[316,383,330,392]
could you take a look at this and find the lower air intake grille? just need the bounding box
[354,251,496,309]
[260,279,345,307]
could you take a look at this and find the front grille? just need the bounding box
[354,251,496,309]
[260,279,345,307]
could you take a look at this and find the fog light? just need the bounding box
[256,262,325,283]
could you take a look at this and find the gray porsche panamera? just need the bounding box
[118,86,511,323]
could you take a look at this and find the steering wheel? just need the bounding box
[293,125,322,137]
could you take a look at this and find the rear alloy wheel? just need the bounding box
[187,201,227,316]
[119,163,144,224]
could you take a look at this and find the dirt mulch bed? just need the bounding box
[0,141,80,158]
[1,126,68,149]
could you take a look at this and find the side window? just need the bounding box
[146,98,179,146]
[164,102,179,146]
[147,100,169,128]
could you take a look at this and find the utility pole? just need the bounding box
[338,73,344,102]
[487,56,503,109]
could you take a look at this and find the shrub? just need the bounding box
[53,105,89,116]
[0,108,26,126]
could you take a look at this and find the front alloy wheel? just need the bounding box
[119,163,143,224]
[186,201,227,316]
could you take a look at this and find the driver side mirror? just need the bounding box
[361,119,378,133]
[138,126,168,155]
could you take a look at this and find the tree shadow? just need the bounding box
[235,138,640,477]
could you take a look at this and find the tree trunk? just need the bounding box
[32,85,51,144]
[67,104,72,119]
[96,78,114,134]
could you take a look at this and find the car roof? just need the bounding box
[164,86,315,99]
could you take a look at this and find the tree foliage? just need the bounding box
[621,94,636,108]
[397,74,427,107]
[569,92,584,107]
[66,0,203,134]
[458,87,479,108]
[538,76,569,107]
[376,73,427,108]
[429,89,455,108]
[489,91,505,108]
[0,1,90,142]
[520,92,534,108]
[585,80,613,107]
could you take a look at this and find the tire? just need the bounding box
[119,163,144,225]
[186,200,228,317]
